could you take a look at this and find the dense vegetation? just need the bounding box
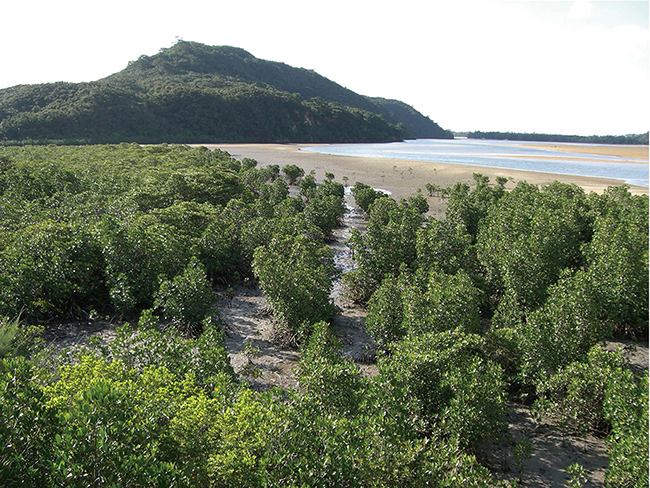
[467,130,649,145]
[0,41,452,145]
[0,144,344,324]
[0,144,647,486]
[347,173,648,486]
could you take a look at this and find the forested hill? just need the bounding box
[0,41,452,145]
[107,43,450,139]
[468,130,649,145]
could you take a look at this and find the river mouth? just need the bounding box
[303,140,649,188]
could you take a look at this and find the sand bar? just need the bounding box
[526,143,649,161]
[482,154,647,165]
[193,143,648,215]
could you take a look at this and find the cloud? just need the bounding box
[568,0,594,19]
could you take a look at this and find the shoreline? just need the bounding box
[194,143,648,215]
[476,153,647,165]
[526,143,648,161]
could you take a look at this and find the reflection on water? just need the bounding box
[303,139,649,188]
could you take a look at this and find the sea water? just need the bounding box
[302,139,649,188]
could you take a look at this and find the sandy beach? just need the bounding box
[527,143,649,161]
[485,153,648,165]
[195,143,648,216]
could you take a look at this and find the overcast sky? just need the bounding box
[2,0,647,136]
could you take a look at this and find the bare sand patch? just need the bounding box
[526,143,649,161]
[479,403,609,487]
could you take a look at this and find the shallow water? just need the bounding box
[303,139,649,187]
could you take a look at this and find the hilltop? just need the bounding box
[0,41,452,145]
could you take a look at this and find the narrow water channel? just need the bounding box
[327,188,384,369]
[329,187,393,305]
[330,188,364,305]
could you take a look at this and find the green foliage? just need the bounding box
[297,321,364,416]
[0,315,19,357]
[298,173,317,197]
[0,40,416,145]
[304,193,346,238]
[316,179,345,199]
[0,220,105,317]
[446,175,505,241]
[535,345,628,433]
[402,269,481,336]
[567,463,587,488]
[281,164,304,185]
[1,317,504,487]
[0,144,243,317]
[0,143,526,486]
[351,181,383,213]
[46,365,180,485]
[201,385,497,487]
[240,167,272,196]
[0,355,58,485]
[100,216,193,313]
[196,217,243,284]
[266,164,280,181]
[239,342,262,378]
[345,196,423,302]
[426,182,440,197]
[416,217,480,281]
[519,270,609,384]
[489,288,525,331]
[0,144,342,325]
[468,130,649,145]
[39,347,233,485]
[154,258,214,335]
[377,329,507,448]
[98,320,234,395]
[477,181,589,311]
[0,138,648,486]
[252,234,338,343]
[495,176,510,188]
[584,188,648,337]
[513,436,533,483]
[259,176,289,205]
[604,371,649,487]
[365,96,453,139]
[404,193,429,214]
[482,326,522,387]
[160,168,246,207]
[367,269,481,346]
[365,275,407,345]
[240,157,257,171]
